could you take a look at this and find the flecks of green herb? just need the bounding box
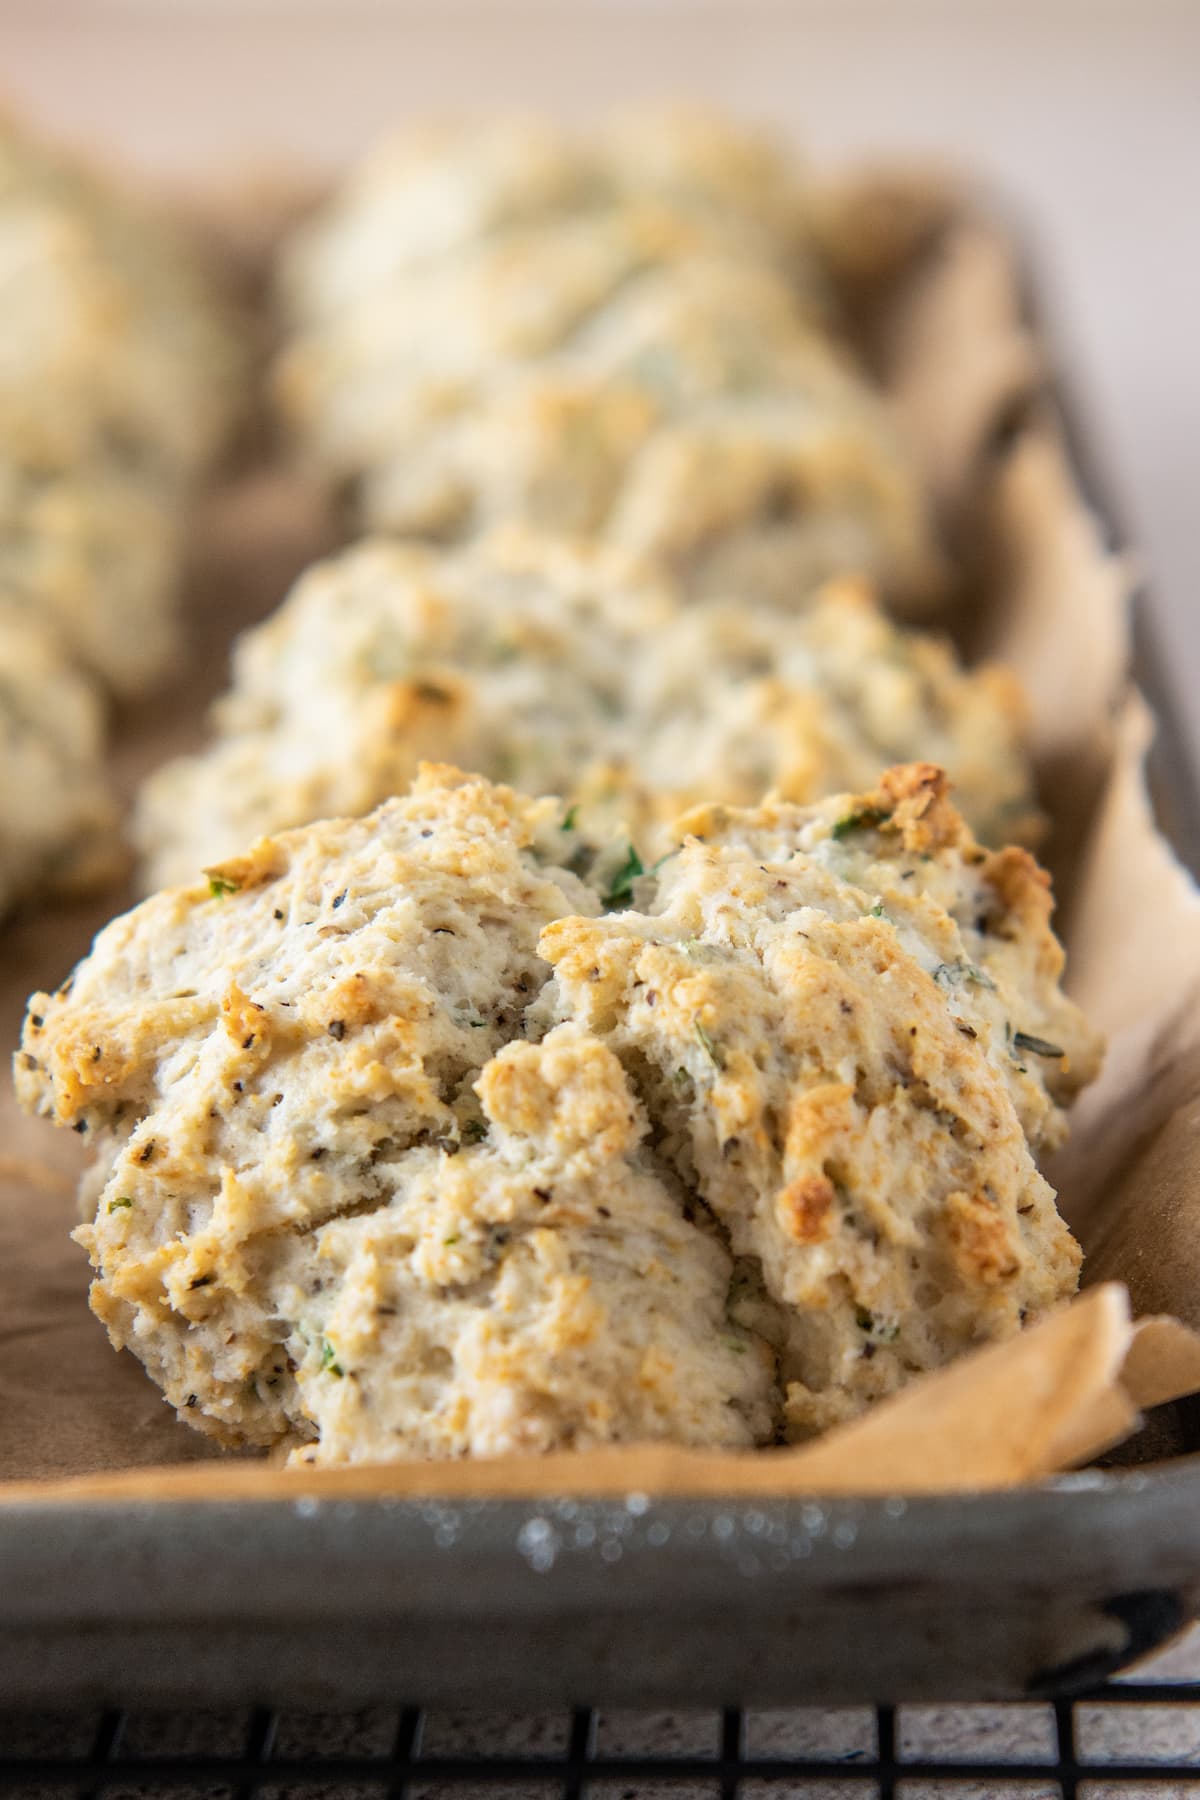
[1012,1030,1065,1059]
[444,1235,460,1246]
[604,844,644,908]
[832,806,889,841]
[560,804,579,832]
[320,1338,344,1378]
[723,1336,747,1355]
[694,1021,725,1069]
[206,874,240,899]
[934,959,997,992]
[461,1119,487,1143]
[855,1306,899,1343]
[649,849,679,875]
[673,1066,692,1089]
[869,901,889,920]
[678,935,705,957]
[108,1195,133,1212]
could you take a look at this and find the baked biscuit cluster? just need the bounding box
[13,107,1107,1463]
[0,114,242,917]
[18,767,1100,1460]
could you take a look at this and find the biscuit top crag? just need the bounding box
[134,530,1035,893]
[16,764,1102,1463]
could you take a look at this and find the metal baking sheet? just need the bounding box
[3,1463,1200,1708]
[2,243,1198,1717]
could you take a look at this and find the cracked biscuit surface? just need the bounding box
[18,764,1100,1461]
[534,762,1101,1435]
[135,531,1035,893]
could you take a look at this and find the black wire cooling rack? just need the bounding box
[6,1684,1200,1797]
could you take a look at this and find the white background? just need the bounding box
[4,0,1197,761]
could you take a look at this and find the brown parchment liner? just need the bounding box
[2,174,1198,1502]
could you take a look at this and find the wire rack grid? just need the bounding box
[7,1677,1200,1799]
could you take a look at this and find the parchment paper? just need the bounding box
[3,178,1199,1500]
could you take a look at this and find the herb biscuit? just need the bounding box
[0,113,243,694]
[134,531,1036,892]
[277,112,939,606]
[18,764,1100,1461]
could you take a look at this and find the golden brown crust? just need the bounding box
[135,532,1037,892]
[17,763,1100,1460]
